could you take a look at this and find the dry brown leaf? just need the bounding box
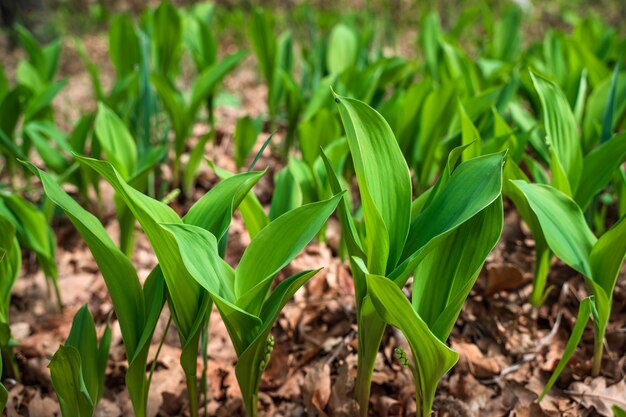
[567,377,626,416]
[452,341,507,377]
[486,263,528,295]
[303,361,331,416]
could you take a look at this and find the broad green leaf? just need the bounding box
[234,116,262,169]
[414,197,503,340]
[492,6,522,61]
[420,12,441,81]
[158,223,261,350]
[320,149,364,259]
[268,167,302,220]
[589,215,626,301]
[109,14,140,77]
[399,152,505,278]
[65,305,99,405]
[183,133,212,197]
[511,181,596,277]
[298,109,340,166]
[25,164,145,355]
[49,346,94,417]
[366,274,458,416]
[94,103,137,179]
[189,50,247,115]
[26,163,162,417]
[575,132,626,210]
[335,93,411,273]
[152,1,182,76]
[236,269,319,415]
[248,8,276,93]
[600,64,619,143]
[0,193,58,288]
[235,194,342,312]
[327,24,358,75]
[459,102,482,161]
[530,71,583,195]
[76,156,202,337]
[209,164,269,238]
[23,79,67,122]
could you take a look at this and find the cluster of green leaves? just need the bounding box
[326,94,505,416]
[1,1,626,416]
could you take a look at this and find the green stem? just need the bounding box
[592,335,604,376]
[186,375,199,417]
[530,248,551,307]
[2,347,20,382]
[354,315,386,417]
[244,391,259,417]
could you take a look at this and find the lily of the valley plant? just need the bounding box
[28,159,265,417]
[324,93,505,416]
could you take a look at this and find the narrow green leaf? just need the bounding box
[235,194,342,313]
[530,71,583,195]
[538,297,593,402]
[366,274,458,415]
[94,103,137,179]
[512,181,596,277]
[327,24,358,75]
[335,93,411,273]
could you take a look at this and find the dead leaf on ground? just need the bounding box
[567,377,626,416]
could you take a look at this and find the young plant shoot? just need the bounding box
[27,159,264,417]
[49,305,111,417]
[162,192,342,417]
[513,180,626,377]
[324,93,505,416]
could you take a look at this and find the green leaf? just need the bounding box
[185,170,265,240]
[208,164,269,239]
[413,197,503,340]
[530,71,583,195]
[268,166,302,220]
[25,163,162,417]
[459,102,482,161]
[234,116,262,169]
[397,152,506,282]
[49,346,94,417]
[65,305,99,405]
[613,406,626,417]
[248,8,276,93]
[327,24,358,75]
[235,194,343,313]
[0,193,58,289]
[189,50,247,116]
[511,181,596,277]
[94,103,137,179]
[183,133,212,197]
[75,156,202,337]
[366,273,458,416]
[335,93,411,274]
[236,269,319,415]
[109,14,140,78]
[152,1,182,76]
[575,132,626,210]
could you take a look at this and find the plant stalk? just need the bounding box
[186,375,199,417]
[592,335,603,376]
[354,315,386,417]
[244,391,259,417]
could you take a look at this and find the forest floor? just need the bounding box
[1,28,626,417]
